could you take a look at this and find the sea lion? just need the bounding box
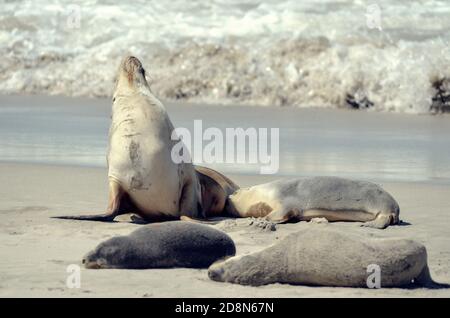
[224,176,400,229]
[55,56,204,222]
[83,221,236,269]
[184,165,240,220]
[195,165,240,199]
[208,227,440,288]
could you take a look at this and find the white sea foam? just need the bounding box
[1,0,450,113]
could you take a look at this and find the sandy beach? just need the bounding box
[1,162,449,297]
[2,0,450,300]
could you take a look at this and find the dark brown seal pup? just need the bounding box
[83,221,236,269]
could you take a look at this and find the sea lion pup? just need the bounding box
[54,56,203,222]
[208,227,441,288]
[225,176,400,229]
[83,221,236,269]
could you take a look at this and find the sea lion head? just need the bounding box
[114,55,151,95]
[208,255,250,284]
[198,173,227,217]
[82,236,132,269]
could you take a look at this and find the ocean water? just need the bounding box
[1,0,450,113]
[1,95,450,184]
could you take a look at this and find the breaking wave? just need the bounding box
[1,0,450,113]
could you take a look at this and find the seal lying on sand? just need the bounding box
[54,56,236,222]
[224,177,400,229]
[208,227,440,288]
[83,221,236,269]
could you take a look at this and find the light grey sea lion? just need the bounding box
[208,227,442,288]
[224,176,400,229]
[54,57,238,222]
[83,221,236,269]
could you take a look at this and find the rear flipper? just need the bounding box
[414,265,450,289]
[180,215,230,225]
[52,180,132,222]
[265,209,300,224]
[361,213,392,229]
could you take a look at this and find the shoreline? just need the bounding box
[2,161,450,188]
[2,94,450,184]
[2,92,450,116]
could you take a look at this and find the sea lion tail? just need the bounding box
[52,213,116,222]
[415,265,450,289]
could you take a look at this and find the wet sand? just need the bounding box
[1,94,450,182]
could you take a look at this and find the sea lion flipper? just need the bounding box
[180,215,226,225]
[52,213,117,222]
[53,180,127,222]
[415,265,450,289]
[361,213,391,229]
[264,209,294,224]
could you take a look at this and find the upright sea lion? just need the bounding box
[83,221,236,269]
[208,227,441,288]
[224,176,400,229]
[55,56,205,222]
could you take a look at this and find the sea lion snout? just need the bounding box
[82,241,122,269]
[84,258,107,269]
[208,264,225,281]
[82,251,106,269]
[118,55,147,86]
[122,56,143,72]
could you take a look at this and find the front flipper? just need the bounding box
[52,180,129,223]
[361,213,392,229]
[264,208,300,224]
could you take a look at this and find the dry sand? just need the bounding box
[0,162,449,297]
